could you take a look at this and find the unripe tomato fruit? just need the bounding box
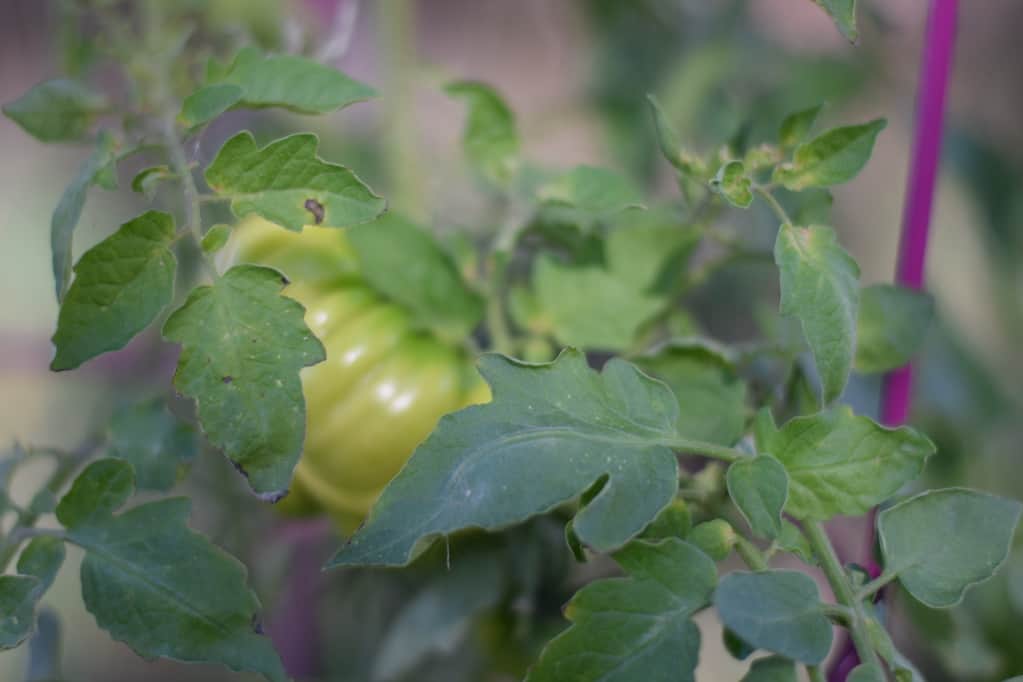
[221,217,490,532]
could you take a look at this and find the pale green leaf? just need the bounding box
[604,208,701,294]
[51,210,176,371]
[108,398,197,491]
[445,81,519,187]
[774,223,861,403]
[727,455,788,540]
[646,94,685,173]
[162,265,326,496]
[878,488,1022,608]
[348,213,484,341]
[635,339,747,446]
[711,160,753,208]
[58,459,286,681]
[201,224,233,254]
[856,284,934,373]
[51,131,119,301]
[3,78,106,142]
[741,656,797,682]
[330,350,682,567]
[217,47,375,114]
[526,539,716,682]
[205,131,385,231]
[532,256,664,350]
[715,570,833,664]
[813,0,858,42]
[179,83,243,128]
[848,663,886,682]
[130,165,175,200]
[765,407,935,520]
[779,105,823,149]
[773,119,885,190]
[640,498,691,541]
[538,165,644,216]
[777,522,815,565]
[16,537,65,595]
[372,549,504,681]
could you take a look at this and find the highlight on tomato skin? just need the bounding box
[223,216,490,533]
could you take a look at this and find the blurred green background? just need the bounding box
[2,0,1023,680]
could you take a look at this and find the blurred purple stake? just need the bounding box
[830,1,959,680]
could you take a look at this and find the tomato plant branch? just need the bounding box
[803,520,880,671]
[664,436,747,463]
[754,185,792,226]
[734,535,768,571]
[855,570,898,602]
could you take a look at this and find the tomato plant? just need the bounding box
[0,2,1019,682]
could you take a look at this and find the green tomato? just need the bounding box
[222,217,490,532]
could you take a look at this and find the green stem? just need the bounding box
[378,0,422,217]
[803,520,879,669]
[664,437,747,463]
[856,570,899,602]
[754,185,793,225]
[734,536,768,571]
[485,255,514,355]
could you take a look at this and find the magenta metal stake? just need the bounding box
[829,1,959,679]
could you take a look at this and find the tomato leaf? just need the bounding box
[51,130,119,301]
[330,350,682,567]
[715,570,833,664]
[51,210,176,371]
[710,160,754,208]
[856,284,934,373]
[0,536,65,650]
[56,459,286,682]
[205,131,385,231]
[538,165,645,216]
[604,209,701,294]
[526,539,716,682]
[107,398,197,491]
[764,407,935,520]
[635,339,747,446]
[162,265,326,497]
[2,78,107,142]
[130,165,176,200]
[774,223,860,404]
[530,255,664,351]
[445,81,519,187]
[847,663,886,682]
[348,213,484,341]
[181,48,375,126]
[878,488,1022,608]
[779,104,823,149]
[726,455,788,540]
[773,119,885,190]
[813,0,858,42]
[741,655,798,682]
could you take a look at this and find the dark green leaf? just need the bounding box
[856,284,934,373]
[526,539,716,682]
[641,498,691,541]
[814,0,858,42]
[205,131,386,231]
[58,459,286,681]
[108,398,197,491]
[727,455,788,540]
[162,265,326,496]
[51,131,119,301]
[774,223,860,403]
[0,537,65,650]
[130,165,175,200]
[765,407,934,520]
[179,83,244,128]
[2,79,106,142]
[531,255,664,351]
[741,655,798,682]
[635,339,747,446]
[445,81,519,186]
[51,210,176,370]
[689,519,736,561]
[715,570,833,664]
[723,628,755,661]
[878,488,1022,608]
[348,213,484,341]
[779,105,823,149]
[538,166,644,216]
[16,537,65,594]
[372,549,504,681]
[214,47,375,115]
[330,350,682,567]
[710,160,753,208]
[773,119,885,190]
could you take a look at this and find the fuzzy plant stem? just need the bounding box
[830,2,958,680]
